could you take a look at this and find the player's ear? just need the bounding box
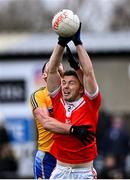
[42,72,47,80]
[79,85,84,94]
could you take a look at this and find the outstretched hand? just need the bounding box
[72,22,82,46]
[58,36,72,47]
[58,22,82,47]
[70,125,95,146]
[66,45,80,70]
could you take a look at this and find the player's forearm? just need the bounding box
[34,107,71,134]
[49,44,64,73]
[43,116,71,134]
[47,44,64,92]
[76,68,83,85]
[76,45,93,76]
[76,45,98,94]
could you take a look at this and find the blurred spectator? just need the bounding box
[0,113,18,178]
[100,154,126,179]
[99,114,130,178]
[94,110,112,175]
[125,154,130,178]
[95,113,130,178]
[102,114,130,160]
[0,113,10,147]
[96,110,111,154]
[0,144,18,178]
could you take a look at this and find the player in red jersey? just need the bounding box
[31,57,95,179]
[45,23,101,179]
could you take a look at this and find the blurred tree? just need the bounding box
[0,0,130,32]
[110,0,130,31]
[0,0,53,32]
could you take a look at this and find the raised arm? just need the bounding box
[66,45,83,85]
[72,24,98,95]
[47,36,72,93]
[76,45,98,94]
[47,44,64,93]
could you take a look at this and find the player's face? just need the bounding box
[61,75,83,102]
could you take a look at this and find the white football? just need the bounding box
[52,9,80,37]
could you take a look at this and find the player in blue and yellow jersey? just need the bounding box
[30,62,56,179]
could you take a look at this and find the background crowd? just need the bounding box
[96,111,130,178]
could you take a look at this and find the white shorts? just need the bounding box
[49,164,97,179]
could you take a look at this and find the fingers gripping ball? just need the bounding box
[52,9,80,37]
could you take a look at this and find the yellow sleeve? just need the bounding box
[30,88,47,110]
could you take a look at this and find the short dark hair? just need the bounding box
[63,70,78,79]
[42,61,48,74]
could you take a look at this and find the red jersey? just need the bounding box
[50,88,101,164]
